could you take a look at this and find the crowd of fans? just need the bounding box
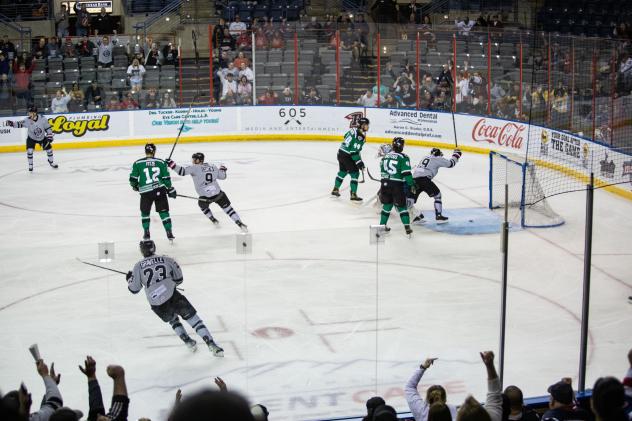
[1,348,631,421]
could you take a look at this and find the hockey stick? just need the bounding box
[167,95,199,160]
[365,167,381,182]
[359,169,365,183]
[76,258,126,275]
[176,193,214,202]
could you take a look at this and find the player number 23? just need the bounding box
[144,264,167,287]
[382,159,397,175]
[143,167,161,184]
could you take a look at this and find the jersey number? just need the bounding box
[144,264,167,287]
[143,167,161,184]
[382,159,397,175]
[205,172,213,184]
[421,158,430,168]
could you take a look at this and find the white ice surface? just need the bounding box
[0,141,630,421]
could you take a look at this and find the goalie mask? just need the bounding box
[392,137,405,153]
[430,148,443,157]
[139,240,156,257]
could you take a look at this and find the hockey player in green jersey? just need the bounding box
[129,143,177,241]
[331,117,369,201]
[379,137,415,237]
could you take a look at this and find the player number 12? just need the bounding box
[143,167,161,184]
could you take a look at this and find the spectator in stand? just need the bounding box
[33,3,48,18]
[503,386,539,421]
[34,37,49,60]
[78,356,129,420]
[46,37,61,58]
[236,30,252,51]
[212,18,228,49]
[457,71,470,109]
[419,15,436,45]
[270,31,285,49]
[12,57,36,105]
[68,89,85,112]
[0,73,11,109]
[163,43,178,66]
[229,15,248,37]
[220,28,236,52]
[259,88,278,105]
[75,3,91,37]
[2,359,63,420]
[85,80,104,107]
[146,43,163,66]
[96,34,117,67]
[405,357,457,421]
[220,89,238,106]
[55,4,70,38]
[0,35,16,59]
[489,14,504,39]
[62,37,76,58]
[280,86,294,104]
[93,7,114,35]
[121,91,139,109]
[0,51,10,76]
[70,82,85,102]
[170,390,255,421]
[255,28,269,50]
[382,93,400,108]
[51,88,72,113]
[620,54,632,91]
[304,87,322,104]
[76,36,96,57]
[357,89,378,107]
[233,51,249,69]
[361,397,386,421]
[127,58,146,93]
[237,75,252,103]
[591,377,627,421]
[263,18,275,38]
[456,352,503,421]
[542,379,590,421]
[397,81,416,108]
[219,72,237,100]
[238,62,254,83]
[143,87,159,108]
[437,64,453,87]
[472,93,488,114]
[221,61,240,79]
[161,91,177,108]
[455,16,475,37]
[476,13,488,28]
[107,96,122,110]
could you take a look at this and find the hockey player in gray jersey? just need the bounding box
[126,240,224,356]
[4,106,58,172]
[408,147,462,223]
[166,152,247,231]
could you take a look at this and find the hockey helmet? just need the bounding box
[358,117,370,128]
[139,240,156,257]
[430,147,443,157]
[144,143,157,156]
[192,152,205,163]
[392,137,405,153]
[28,105,38,114]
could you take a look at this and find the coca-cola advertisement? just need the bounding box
[469,118,527,151]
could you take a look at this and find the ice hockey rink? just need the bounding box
[0,141,630,421]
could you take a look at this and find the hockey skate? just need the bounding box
[331,187,341,197]
[166,230,175,242]
[184,337,197,353]
[404,225,413,238]
[209,216,219,225]
[49,161,59,169]
[143,229,151,240]
[208,340,224,357]
[236,221,248,232]
[350,192,363,201]
[412,213,426,225]
[436,214,449,223]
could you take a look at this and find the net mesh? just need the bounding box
[489,151,565,228]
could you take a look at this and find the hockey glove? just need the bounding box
[131,183,139,192]
[409,184,417,195]
[167,187,177,198]
[42,136,53,150]
[356,160,365,170]
[5,120,14,127]
[166,159,176,169]
[126,271,133,281]
[219,165,227,172]
[453,149,462,158]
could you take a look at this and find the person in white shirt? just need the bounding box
[220,72,237,99]
[127,58,146,93]
[229,15,247,37]
[51,89,71,113]
[356,89,378,107]
[238,62,254,82]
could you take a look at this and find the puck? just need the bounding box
[468,219,474,222]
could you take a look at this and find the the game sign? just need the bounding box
[471,118,525,150]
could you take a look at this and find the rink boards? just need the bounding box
[1,106,630,200]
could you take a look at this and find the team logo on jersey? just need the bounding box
[33,127,43,137]
[345,112,364,128]
[49,115,110,137]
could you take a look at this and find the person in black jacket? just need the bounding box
[85,81,104,107]
[503,386,540,421]
[78,356,129,421]
[92,8,114,35]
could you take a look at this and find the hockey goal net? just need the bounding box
[489,151,565,228]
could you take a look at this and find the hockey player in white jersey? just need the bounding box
[4,106,58,172]
[409,147,462,223]
[126,240,224,356]
[166,152,247,231]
